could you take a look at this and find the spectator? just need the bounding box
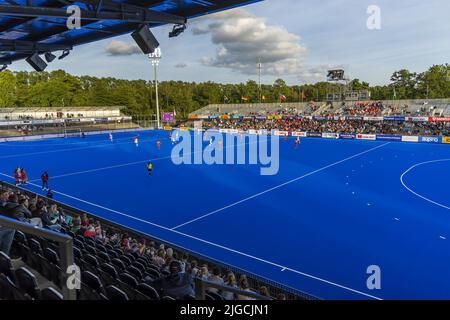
[150,260,195,299]
[207,267,224,294]
[222,272,238,300]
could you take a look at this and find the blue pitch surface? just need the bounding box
[1,130,450,300]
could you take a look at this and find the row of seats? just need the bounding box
[0,251,62,300]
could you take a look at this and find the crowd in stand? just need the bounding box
[200,118,450,136]
[0,187,289,300]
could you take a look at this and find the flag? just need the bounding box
[279,94,287,102]
[173,109,177,116]
[393,87,397,99]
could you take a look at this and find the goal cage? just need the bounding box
[63,128,83,138]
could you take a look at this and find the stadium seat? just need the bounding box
[117,272,139,299]
[111,258,126,271]
[127,265,143,280]
[28,238,45,272]
[0,274,23,300]
[84,244,97,256]
[136,283,160,300]
[105,285,129,300]
[119,255,132,266]
[0,251,17,284]
[83,254,100,274]
[97,251,111,263]
[108,250,120,259]
[15,267,40,300]
[41,287,63,300]
[79,271,106,300]
[12,231,29,262]
[161,296,176,300]
[99,263,118,286]
[144,268,160,280]
[132,261,146,273]
[74,238,85,249]
[42,248,62,285]
[119,272,138,288]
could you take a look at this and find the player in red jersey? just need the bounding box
[21,168,28,185]
[156,140,161,150]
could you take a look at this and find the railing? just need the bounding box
[0,215,76,300]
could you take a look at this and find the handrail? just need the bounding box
[194,278,270,300]
[0,215,76,300]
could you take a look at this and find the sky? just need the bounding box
[8,0,450,86]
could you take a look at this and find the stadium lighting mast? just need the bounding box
[149,48,162,129]
[257,58,262,102]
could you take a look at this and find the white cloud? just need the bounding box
[192,9,307,76]
[105,40,141,56]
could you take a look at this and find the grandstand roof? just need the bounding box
[0,0,262,66]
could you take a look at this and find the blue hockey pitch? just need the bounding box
[1,130,449,300]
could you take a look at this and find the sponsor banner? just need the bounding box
[273,130,288,136]
[356,133,376,141]
[274,115,283,120]
[376,134,402,142]
[339,133,356,139]
[228,129,239,134]
[208,115,219,119]
[401,136,419,143]
[219,115,231,120]
[248,129,257,135]
[291,132,307,137]
[383,116,405,121]
[363,116,384,121]
[256,116,267,120]
[188,114,199,119]
[442,137,450,144]
[406,116,429,122]
[420,136,440,144]
[313,116,327,121]
[163,126,173,131]
[65,118,81,123]
[179,126,189,131]
[307,132,322,138]
[322,132,339,139]
[231,115,242,120]
[346,116,364,121]
[429,117,450,122]
[258,129,268,135]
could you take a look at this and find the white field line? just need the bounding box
[0,136,166,160]
[0,142,389,300]
[400,159,450,211]
[172,142,391,230]
[30,137,257,181]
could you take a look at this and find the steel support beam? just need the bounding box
[0,39,72,53]
[0,4,186,24]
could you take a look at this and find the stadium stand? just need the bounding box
[0,182,311,301]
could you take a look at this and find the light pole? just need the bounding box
[149,48,162,129]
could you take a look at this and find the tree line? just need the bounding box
[0,64,448,117]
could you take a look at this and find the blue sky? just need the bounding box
[9,0,450,85]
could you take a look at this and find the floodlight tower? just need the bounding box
[149,48,162,129]
[257,58,262,102]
